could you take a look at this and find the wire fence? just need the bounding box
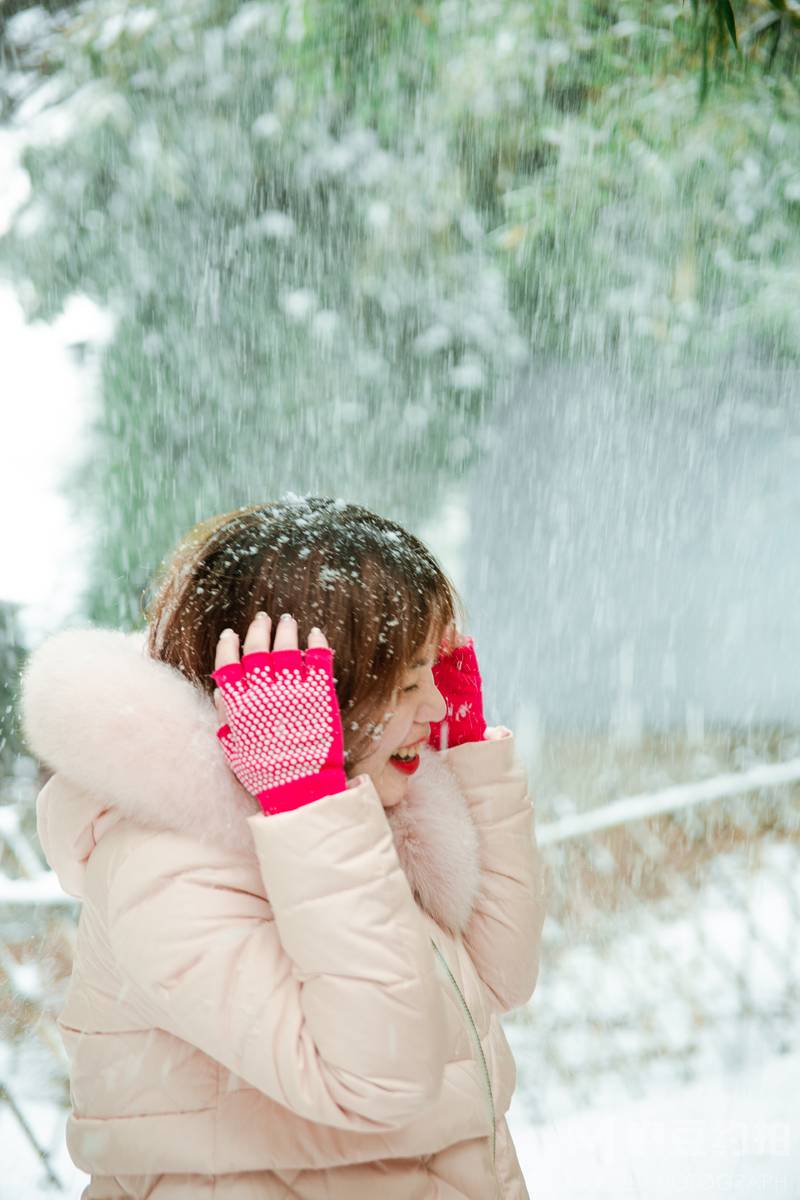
[2,756,800,1186]
[507,757,800,1124]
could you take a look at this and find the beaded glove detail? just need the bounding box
[210,647,347,815]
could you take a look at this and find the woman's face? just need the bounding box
[350,632,448,809]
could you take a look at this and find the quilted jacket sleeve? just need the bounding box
[102,773,449,1133]
[443,730,549,1016]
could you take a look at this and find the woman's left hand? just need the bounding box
[427,623,488,751]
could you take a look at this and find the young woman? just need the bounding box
[21,496,549,1199]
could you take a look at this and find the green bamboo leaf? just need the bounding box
[766,19,782,69]
[742,10,781,47]
[719,0,738,48]
[699,8,711,103]
[715,2,726,71]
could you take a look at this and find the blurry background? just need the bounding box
[1,2,799,1196]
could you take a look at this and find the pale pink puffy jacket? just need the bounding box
[20,628,549,1200]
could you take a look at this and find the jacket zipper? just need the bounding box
[430,938,501,1196]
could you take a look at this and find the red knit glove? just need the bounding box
[428,635,487,751]
[210,646,347,815]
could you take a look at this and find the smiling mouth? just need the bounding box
[389,752,421,775]
[388,732,427,775]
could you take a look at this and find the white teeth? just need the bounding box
[391,739,423,762]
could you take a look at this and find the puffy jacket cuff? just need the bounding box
[438,726,517,788]
[244,772,404,920]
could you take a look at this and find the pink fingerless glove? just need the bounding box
[210,647,347,816]
[428,636,487,751]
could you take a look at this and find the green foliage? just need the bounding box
[2,1,521,625]
[690,0,800,102]
[0,602,27,769]
[0,0,798,627]
[499,70,800,362]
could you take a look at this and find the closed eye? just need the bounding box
[402,684,419,693]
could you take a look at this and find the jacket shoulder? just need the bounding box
[89,818,268,923]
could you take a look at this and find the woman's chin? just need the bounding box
[372,763,409,808]
[348,756,410,808]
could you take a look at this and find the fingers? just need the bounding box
[243,612,271,656]
[271,613,298,653]
[218,613,328,658]
[212,615,330,699]
[484,724,511,741]
[215,628,240,671]
[449,625,471,650]
[216,722,235,750]
[212,628,244,709]
[437,624,469,662]
[269,614,316,675]
[246,612,325,652]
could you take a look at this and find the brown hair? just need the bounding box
[143,496,466,767]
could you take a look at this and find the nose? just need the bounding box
[420,680,447,725]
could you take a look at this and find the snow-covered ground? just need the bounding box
[510,1048,800,1199]
[0,1100,85,1198]
[3,1048,797,1199]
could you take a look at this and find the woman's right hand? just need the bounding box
[428,623,487,751]
[210,613,348,815]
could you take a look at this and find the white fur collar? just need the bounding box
[21,628,481,936]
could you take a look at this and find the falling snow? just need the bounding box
[1,2,799,1198]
